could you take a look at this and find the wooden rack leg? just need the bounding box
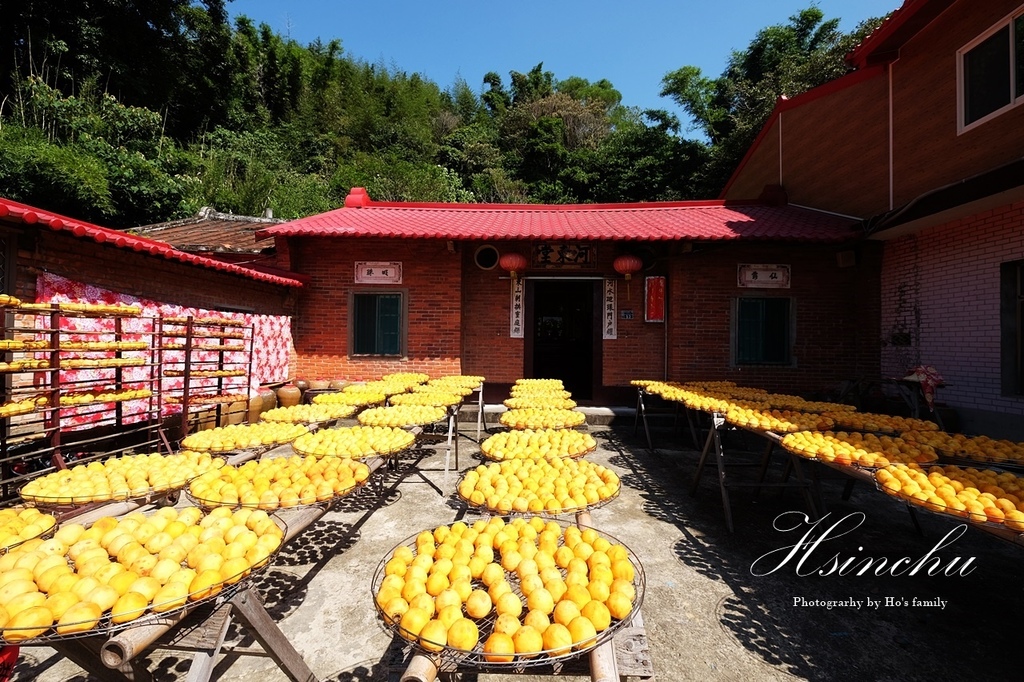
[685,407,702,452]
[689,421,717,497]
[633,390,654,452]
[711,427,735,534]
[753,439,775,496]
[476,382,484,442]
[400,654,437,682]
[229,587,319,682]
[786,455,820,521]
[185,603,234,682]
[590,639,619,682]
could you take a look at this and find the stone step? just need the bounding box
[456,401,638,421]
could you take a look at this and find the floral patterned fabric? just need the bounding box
[902,365,945,411]
[34,273,291,429]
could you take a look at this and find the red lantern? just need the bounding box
[499,252,529,280]
[613,254,644,280]
[613,254,644,299]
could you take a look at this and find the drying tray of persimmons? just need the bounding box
[499,409,586,431]
[358,405,449,429]
[1,508,59,554]
[259,403,359,425]
[186,454,371,511]
[875,463,1024,532]
[290,425,416,458]
[372,516,643,669]
[480,429,597,462]
[457,458,620,516]
[19,451,225,509]
[779,431,940,469]
[0,506,284,644]
[180,422,310,454]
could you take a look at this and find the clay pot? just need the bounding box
[226,400,247,425]
[309,379,330,391]
[329,379,349,391]
[260,388,277,412]
[196,408,217,432]
[248,396,263,423]
[294,379,310,393]
[277,384,302,407]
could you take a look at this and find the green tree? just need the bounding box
[591,109,709,202]
[661,7,885,195]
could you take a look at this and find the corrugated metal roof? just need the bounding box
[0,198,302,287]
[134,209,280,253]
[256,189,858,243]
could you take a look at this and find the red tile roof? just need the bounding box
[0,198,303,288]
[257,189,858,243]
[133,208,280,253]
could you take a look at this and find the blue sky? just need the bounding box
[228,0,900,135]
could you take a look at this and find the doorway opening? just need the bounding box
[525,279,600,400]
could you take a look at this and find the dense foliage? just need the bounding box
[0,2,883,227]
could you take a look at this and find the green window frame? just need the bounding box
[351,291,405,356]
[734,297,792,366]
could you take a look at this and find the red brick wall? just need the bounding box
[459,242,669,388]
[666,242,882,396]
[880,200,1024,422]
[461,242,526,384]
[288,236,881,399]
[15,230,295,315]
[288,237,463,380]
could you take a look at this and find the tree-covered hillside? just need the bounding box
[0,1,883,227]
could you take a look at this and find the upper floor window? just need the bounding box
[958,9,1024,132]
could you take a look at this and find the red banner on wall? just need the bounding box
[645,276,665,322]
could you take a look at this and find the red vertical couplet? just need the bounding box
[645,276,665,322]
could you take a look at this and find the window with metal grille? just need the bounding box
[735,297,791,365]
[352,292,403,356]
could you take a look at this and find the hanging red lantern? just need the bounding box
[499,252,529,280]
[613,254,644,299]
[613,254,644,280]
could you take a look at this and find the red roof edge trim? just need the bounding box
[845,0,958,69]
[718,65,886,199]
[846,0,921,68]
[0,197,302,288]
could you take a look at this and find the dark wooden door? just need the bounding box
[526,280,598,400]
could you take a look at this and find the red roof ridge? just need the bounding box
[257,190,858,243]
[342,188,756,212]
[0,197,302,288]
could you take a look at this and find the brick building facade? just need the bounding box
[259,193,879,404]
[723,0,1024,437]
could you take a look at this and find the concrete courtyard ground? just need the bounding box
[12,418,1021,682]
